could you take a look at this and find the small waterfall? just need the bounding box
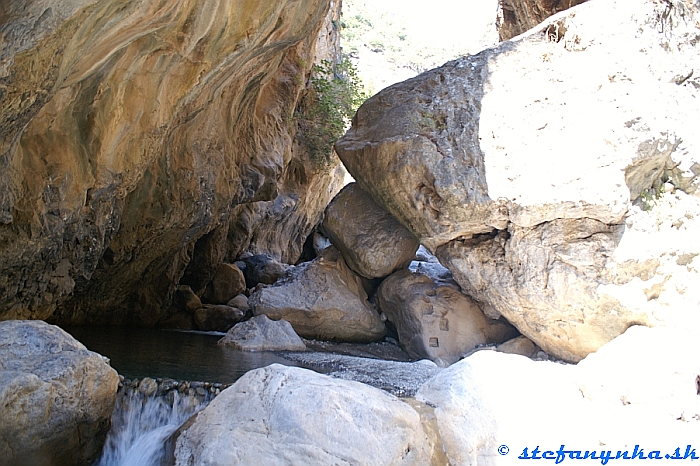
[94,378,222,466]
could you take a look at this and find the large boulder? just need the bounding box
[218,315,307,351]
[378,270,518,364]
[336,0,700,362]
[250,247,386,343]
[416,351,584,464]
[321,182,419,279]
[0,320,119,466]
[238,254,290,288]
[201,263,246,305]
[576,325,700,416]
[173,364,432,465]
[416,326,700,464]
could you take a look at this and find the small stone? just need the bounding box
[160,379,178,391]
[138,377,158,397]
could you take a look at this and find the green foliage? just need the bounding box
[297,57,368,167]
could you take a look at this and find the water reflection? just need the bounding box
[61,326,311,383]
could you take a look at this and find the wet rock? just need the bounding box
[321,182,419,279]
[202,263,246,305]
[336,0,700,362]
[0,320,119,466]
[377,270,518,364]
[239,254,289,288]
[219,315,306,352]
[174,364,432,465]
[139,377,158,397]
[194,305,245,332]
[250,247,386,343]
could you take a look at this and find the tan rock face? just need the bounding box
[202,263,246,305]
[0,320,119,466]
[497,0,588,41]
[0,0,341,325]
[250,247,386,343]
[336,0,700,362]
[322,182,419,279]
[378,270,517,364]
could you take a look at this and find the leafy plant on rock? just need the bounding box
[297,56,368,168]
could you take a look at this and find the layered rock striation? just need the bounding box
[0,0,343,325]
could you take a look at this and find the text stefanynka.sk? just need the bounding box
[496,444,699,464]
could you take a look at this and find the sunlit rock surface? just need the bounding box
[377,269,517,364]
[0,320,119,466]
[417,326,700,464]
[174,364,433,466]
[0,0,342,325]
[322,182,419,279]
[336,0,700,362]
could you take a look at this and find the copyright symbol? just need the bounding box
[498,445,509,456]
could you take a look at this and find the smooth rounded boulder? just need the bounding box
[378,270,517,364]
[321,182,419,279]
[218,315,306,351]
[336,0,700,362]
[250,247,386,343]
[174,364,432,465]
[202,263,246,305]
[0,320,119,466]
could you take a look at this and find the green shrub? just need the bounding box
[297,56,368,167]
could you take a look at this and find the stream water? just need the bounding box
[62,326,418,466]
[62,326,308,383]
[61,326,318,466]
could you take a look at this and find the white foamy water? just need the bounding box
[94,389,211,466]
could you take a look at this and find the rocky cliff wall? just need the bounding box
[498,0,588,41]
[0,0,342,325]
